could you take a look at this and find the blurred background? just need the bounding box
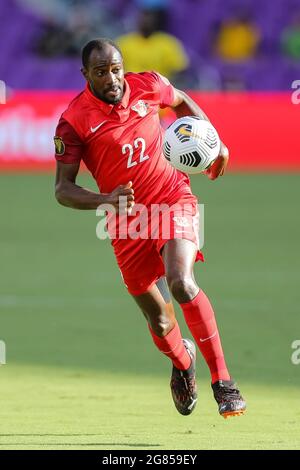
[2,0,300,90]
[0,0,300,450]
[0,0,300,170]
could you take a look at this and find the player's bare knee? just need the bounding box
[167,276,197,303]
[150,316,174,337]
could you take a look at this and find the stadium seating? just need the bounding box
[1,0,300,90]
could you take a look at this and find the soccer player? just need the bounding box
[54,38,246,418]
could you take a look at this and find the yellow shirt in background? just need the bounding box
[216,22,260,61]
[117,32,188,78]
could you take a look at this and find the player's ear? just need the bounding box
[81,67,89,81]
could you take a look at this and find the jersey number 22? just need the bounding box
[122,137,149,169]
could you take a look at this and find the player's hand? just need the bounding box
[106,181,135,214]
[204,142,229,180]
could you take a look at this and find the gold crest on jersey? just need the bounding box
[131,100,149,117]
[54,136,65,155]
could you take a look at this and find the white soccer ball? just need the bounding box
[163,116,221,174]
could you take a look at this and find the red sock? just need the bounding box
[180,289,230,383]
[148,321,191,371]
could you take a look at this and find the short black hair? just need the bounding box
[81,38,123,68]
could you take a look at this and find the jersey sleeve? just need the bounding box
[149,71,176,109]
[54,117,83,164]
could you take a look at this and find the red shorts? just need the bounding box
[110,195,204,296]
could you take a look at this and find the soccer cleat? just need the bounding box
[170,339,197,416]
[211,379,246,419]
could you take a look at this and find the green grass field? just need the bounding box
[0,172,299,450]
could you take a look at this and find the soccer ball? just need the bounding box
[163,116,221,174]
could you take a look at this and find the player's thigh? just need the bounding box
[162,238,198,280]
[161,239,199,302]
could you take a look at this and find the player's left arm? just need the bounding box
[170,88,229,180]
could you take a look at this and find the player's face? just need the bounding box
[82,46,125,104]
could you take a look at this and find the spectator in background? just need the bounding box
[215,11,260,62]
[36,0,122,57]
[116,8,188,83]
[64,4,99,55]
[35,4,98,58]
[281,13,300,60]
[36,18,74,57]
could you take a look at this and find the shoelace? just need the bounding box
[185,376,196,393]
[172,374,195,396]
[215,385,240,402]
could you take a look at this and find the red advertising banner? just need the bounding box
[0,91,299,171]
[0,91,75,171]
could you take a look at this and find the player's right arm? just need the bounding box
[55,161,101,210]
[54,118,134,211]
[55,162,134,211]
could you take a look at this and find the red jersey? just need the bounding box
[54,71,193,207]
